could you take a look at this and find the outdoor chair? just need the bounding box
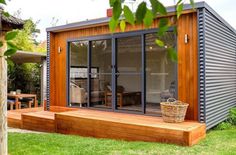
[7,99,21,110]
[19,98,35,108]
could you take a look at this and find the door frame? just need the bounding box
[66,27,177,115]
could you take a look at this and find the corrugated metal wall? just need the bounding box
[198,8,236,129]
[198,8,206,124]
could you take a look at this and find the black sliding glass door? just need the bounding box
[90,39,112,109]
[68,29,177,115]
[69,41,88,107]
[145,32,176,115]
[115,36,143,112]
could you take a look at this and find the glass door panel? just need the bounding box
[90,39,112,109]
[69,41,88,107]
[116,36,142,112]
[145,32,176,115]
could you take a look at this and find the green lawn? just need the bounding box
[9,129,236,155]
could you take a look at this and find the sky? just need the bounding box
[4,0,236,42]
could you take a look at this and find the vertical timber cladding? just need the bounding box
[49,12,199,120]
[49,32,56,108]
[204,9,236,129]
[177,12,199,120]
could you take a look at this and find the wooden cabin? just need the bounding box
[46,2,236,130]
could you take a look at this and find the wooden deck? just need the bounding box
[7,106,206,146]
[7,107,43,128]
[22,111,55,132]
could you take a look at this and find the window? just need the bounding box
[90,39,112,109]
[69,41,88,107]
[67,30,177,115]
[145,32,176,115]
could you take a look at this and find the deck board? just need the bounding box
[7,107,43,128]
[7,106,206,146]
[55,109,206,146]
[22,111,55,132]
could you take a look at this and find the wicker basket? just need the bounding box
[160,98,189,123]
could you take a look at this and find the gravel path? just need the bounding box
[8,127,46,134]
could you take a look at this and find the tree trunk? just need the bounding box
[0,34,7,155]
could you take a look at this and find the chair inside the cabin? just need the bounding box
[160,81,176,102]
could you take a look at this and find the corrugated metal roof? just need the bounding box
[0,7,24,27]
[46,2,236,35]
[10,51,46,64]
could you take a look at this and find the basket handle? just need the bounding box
[167,98,176,102]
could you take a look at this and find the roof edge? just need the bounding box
[16,50,46,57]
[46,2,205,32]
[46,1,236,34]
[202,2,236,34]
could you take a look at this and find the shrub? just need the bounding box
[215,122,233,130]
[229,107,236,125]
[214,107,236,130]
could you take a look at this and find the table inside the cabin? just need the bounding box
[105,91,141,107]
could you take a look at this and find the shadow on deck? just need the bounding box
[7,106,206,146]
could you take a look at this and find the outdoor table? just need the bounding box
[7,93,38,109]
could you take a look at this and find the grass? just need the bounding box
[8,128,236,155]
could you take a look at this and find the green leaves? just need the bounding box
[159,18,168,27]
[167,47,178,62]
[109,0,116,7]
[109,0,121,32]
[150,0,158,15]
[7,41,18,49]
[123,5,135,25]
[120,20,126,32]
[135,2,147,24]
[112,0,122,20]
[143,9,153,28]
[176,3,184,18]
[2,31,19,57]
[5,31,18,41]
[109,17,119,32]
[157,0,167,15]
[2,11,10,17]
[158,18,169,36]
[4,41,19,57]
[4,48,17,56]
[0,0,6,5]
[150,0,167,16]
[155,39,164,47]
[189,0,195,8]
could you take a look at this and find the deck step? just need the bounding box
[7,106,206,146]
[55,109,206,146]
[22,111,55,133]
[7,107,43,128]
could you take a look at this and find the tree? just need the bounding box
[0,33,8,155]
[0,1,23,154]
[8,19,46,100]
[12,19,39,51]
[12,19,46,53]
[0,30,19,155]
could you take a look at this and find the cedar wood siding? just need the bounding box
[49,11,199,120]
